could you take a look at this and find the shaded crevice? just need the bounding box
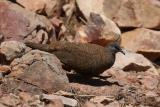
[120,27,137,33]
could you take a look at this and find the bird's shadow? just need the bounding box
[67,73,120,86]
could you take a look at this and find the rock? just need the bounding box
[0,41,30,61]
[50,17,63,28]
[84,100,120,107]
[103,0,160,29]
[20,92,62,107]
[103,67,160,89]
[76,0,104,20]
[41,94,77,107]
[0,103,7,107]
[45,99,64,107]
[16,0,64,17]
[117,85,160,106]
[70,83,121,96]
[0,92,66,107]
[121,28,160,62]
[76,0,121,37]
[45,0,64,17]
[140,75,159,90]
[84,102,104,107]
[0,94,21,107]
[144,96,160,107]
[0,77,45,94]
[84,102,97,107]
[16,0,45,13]
[77,0,160,29]
[112,50,158,75]
[10,50,69,93]
[90,96,114,105]
[25,29,49,44]
[19,92,34,103]
[0,65,11,77]
[75,13,121,46]
[63,0,76,18]
[105,101,120,107]
[102,68,129,86]
[145,91,158,97]
[0,0,54,42]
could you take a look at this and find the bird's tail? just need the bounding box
[25,42,55,52]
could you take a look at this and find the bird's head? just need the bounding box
[107,43,125,55]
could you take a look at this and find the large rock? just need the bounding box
[112,50,158,75]
[103,0,160,29]
[0,0,54,42]
[10,50,69,93]
[16,0,63,17]
[76,0,104,20]
[121,28,160,61]
[16,0,45,13]
[76,0,121,36]
[77,0,160,29]
[75,13,121,46]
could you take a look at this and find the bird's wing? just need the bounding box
[53,44,102,71]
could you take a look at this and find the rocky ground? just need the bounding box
[0,0,160,107]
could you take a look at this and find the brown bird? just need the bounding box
[25,41,125,76]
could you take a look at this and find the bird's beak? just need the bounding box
[119,49,125,55]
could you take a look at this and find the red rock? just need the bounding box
[74,13,121,46]
[42,94,77,107]
[0,0,53,42]
[84,100,119,107]
[76,0,104,19]
[76,0,121,36]
[16,0,45,13]
[45,0,63,17]
[77,0,160,29]
[10,50,69,93]
[0,41,30,61]
[103,0,160,29]
[63,0,75,19]
[113,51,158,75]
[0,77,44,94]
[140,75,159,90]
[105,101,120,107]
[19,92,33,102]
[50,17,63,28]
[70,83,120,96]
[102,68,128,85]
[90,96,114,105]
[0,103,7,107]
[25,29,49,44]
[17,0,63,17]
[84,102,98,107]
[0,94,20,107]
[0,65,10,75]
[46,99,64,107]
[121,28,160,61]
[84,102,105,107]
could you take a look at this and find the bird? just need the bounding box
[25,41,125,76]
